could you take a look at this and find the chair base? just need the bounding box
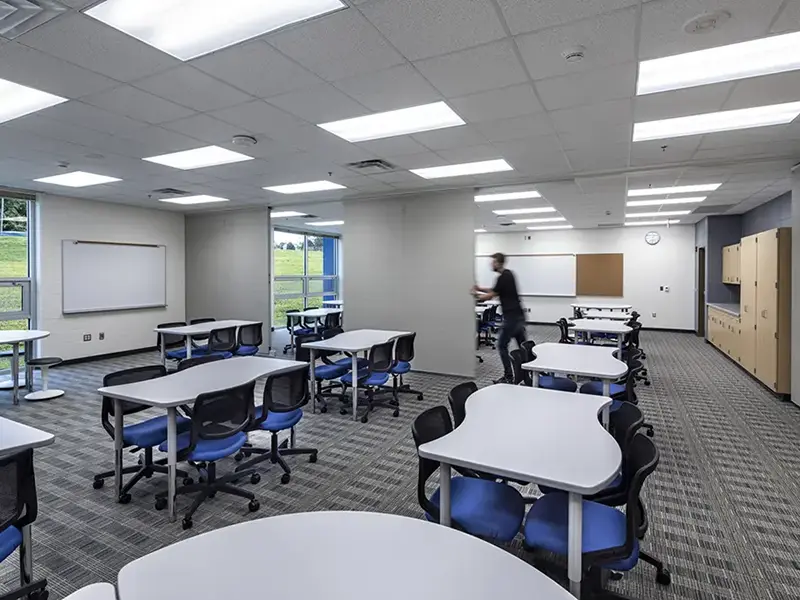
[93,449,188,501]
[0,577,48,600]
[24,389,64,402]
[235,430,317,484]
[391,375,424,401]
[340,383,398,423]
[314,380,346,413]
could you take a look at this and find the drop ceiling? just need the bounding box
[0,0,796,230]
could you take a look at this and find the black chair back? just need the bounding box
[189,382,255,447]
[609,402,644,451]
[238,323,263,348]
[101,365,167,439]
[258,366,310,424]
[189,318,216,342]
[157,322,186,348]
[448,382,478,427]
[557,318,572,343]
[395,333,416,363]
[520,339,536,361]
[208,327,237,353]
[0,449,37,531]
[323,327,343,339]
[510,349,531,386]
[286,313,301,331]
[367,341,395,374]
[178,354,226,371]
[293,333,321,363]
[411,406,454,523]
[323,312,342,329]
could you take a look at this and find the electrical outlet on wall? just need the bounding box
[651,313,657,318]
[99,332,105,341]
[83,334,91,342]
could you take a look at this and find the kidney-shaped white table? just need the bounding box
[98,356,307,521]
[418,384,621,598]
[570,319,632,350]
[154,320,260,364]
[0,330,50,405]
[117,511,575,600]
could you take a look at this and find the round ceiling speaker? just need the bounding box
[231,135,257,146]
[561,45,586,63]
[684,10,731,34]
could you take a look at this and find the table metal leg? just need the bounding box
[19,523,32,587]
[439,463,451,527]
[531,370,539,387]
[601,380,611,428]
[309,348,316,413]
[160,336,166,366]
[568,491,583,598]
[351,354,359,421]
[167,407,177,522]
[114,398,124,499]
[24,340,33,392]
[11,342,19,405]
[185,338,192,360]
[617,337,623,352]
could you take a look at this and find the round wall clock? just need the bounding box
[645,231,661,246]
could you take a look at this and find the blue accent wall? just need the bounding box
[742,192,791,236]
[323,237,336,299]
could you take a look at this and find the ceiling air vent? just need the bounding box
[499,222,515,227]
[345,159,396,174]
[598,223,624,228]
[0,0,68,40]
[152,188,189,196]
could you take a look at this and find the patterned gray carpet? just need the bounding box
[1,326,798,600]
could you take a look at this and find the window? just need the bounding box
[273,229,339,326]
[1,193,35,373]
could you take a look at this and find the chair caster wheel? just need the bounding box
[644,380,651,386]
[309,453,317,463]
[320,405,328,413]
[393,409,399,417]
[656,569,671,586]
[250,473,261,484]
[646,429,654,437]
[243,450,252,458]
[209,491,217,498]
[155,497,167,511]
[234,453,244,462]
[93,479,104,490]
[417,394,423,401]
[119,493,131,505]
[609,571,623,581]
[340,408,347,415]
[182,517,193,530]
[29,590,49,600]
[361,415,368,423]
[145,472,153,479]
[248,499,260,512]
[281,473,290,484]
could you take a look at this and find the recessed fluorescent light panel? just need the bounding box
[306,220,344,226]
[475,190,541,202]
[527,225,573,231]
[628,184,721,197]
[493,207,557,216]
[319,101,464,142]
[626,197,706,207]
[0,78,66,125]
[86,0,346,61]
[410,159,513,179]
[159,195,230,205]
[633,102,800,142]
[512,217,567,224]
[144,146,253,170]
[271,211,307,218]
[34,171,121,187]
[637,31,800,95]
[624,220,680,226]
[626,210,691,218]
[265,181,346,194]
[474,228,487,233]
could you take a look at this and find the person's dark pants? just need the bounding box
[498,316,526,377]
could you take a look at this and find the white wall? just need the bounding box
[475,224,696,330]
[37,195,186,360]
[343,191,475,377]
[792,169,798,405]
[185,208,271,346]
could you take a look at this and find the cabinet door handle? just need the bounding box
[761,309,767,319]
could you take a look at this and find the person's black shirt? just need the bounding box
[493,269,523,320]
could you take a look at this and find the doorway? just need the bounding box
[696,247,706,337]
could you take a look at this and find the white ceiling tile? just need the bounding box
[267,10,404,82]
[82,85,195,124]
[34,100,149,136]
[381,152,444,169]
[639,0,786,60]
[332,64,442,111]
[345,177,396,193]
[565,143,629,171]
[191,41,323,98]
[356,136,431,157]
[473,113,555,142]
[550,98,632,133]
[771,0,800,33]
[414,40,528,98]
[133,66,253,112]
[558,126,631,150]
[114,125,205,157]
[369,170,428,185]
[17,13,179,81]
[209,101,306,137]
[161,114,247,144]
[693,140,800,161]
[0,41,118,100]
[266,83,367,123]
[450,83,543,123]
[633,82,733,121]
[412,125,488,150]
[516,8,637,80]
[359,0,507,61]
[497,0,639,35]
[630,138,701,166]
[436,144,504,163]
[697,124,800,149]
[724,71,800,110]
[536,63,636,111]
[493,136,572,176]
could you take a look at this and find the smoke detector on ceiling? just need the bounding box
[231,135,257,147]
[561,45,586,63]
[684,10,731,34]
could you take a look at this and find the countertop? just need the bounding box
[708,303,741,317]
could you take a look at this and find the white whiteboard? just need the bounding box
[62,240,167,314]
[475,254,576,297]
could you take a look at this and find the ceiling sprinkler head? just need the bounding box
[561,45,586,63]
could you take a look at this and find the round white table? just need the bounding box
[117,512,575,600]
[0,330,50,405]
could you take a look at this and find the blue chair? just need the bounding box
[234,366,317,485]
[189,317,216,352]
[390,333,424,402]
[477,307,495,349]
[412,406,525,541]
[156,381,260,530]
[340,340,397,422]
[0,449,48,600]
[158,321,189,361]
[580,363,642,415]
[283,313,315,354]
[511,349,577,392]
[295,332,348,413]
[235,322,263,356]
[92,365,191,501]
[523,434,660,598]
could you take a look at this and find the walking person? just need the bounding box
[473,253,527,383]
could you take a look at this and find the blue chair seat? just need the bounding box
[254,406,304,431]
[427,477,524,541]
[0,526,21,563]
[159,431,247,462]
[235,345,259,356]
[340,371,390,387]
[391,361,411,375]
[538,375,578,393]
[191,344,209,352]
[123,414,190,448]
[523,492,638,571]
[540,473,623,496]
[293,327,315,335]
[315,364,348,380]
[334,357,369,369]
[165,347,191,360]
[580,381,625,397]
